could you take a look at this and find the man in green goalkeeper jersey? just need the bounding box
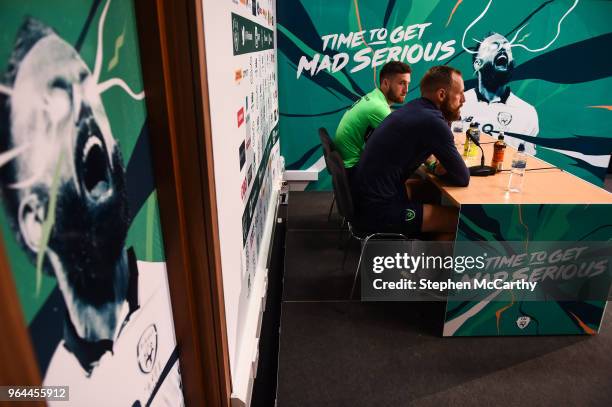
[334,61,412,177]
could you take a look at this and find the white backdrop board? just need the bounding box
[201,0,280,404]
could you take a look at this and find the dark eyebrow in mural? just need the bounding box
[50,77,71,90]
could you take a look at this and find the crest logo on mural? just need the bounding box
[516,316,531,329]
[137,325,158,374]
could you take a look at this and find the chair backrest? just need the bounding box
[318,127,334,154]
[327,150,354,221]
[318,127,334,175]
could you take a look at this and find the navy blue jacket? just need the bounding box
[352,97,469,209]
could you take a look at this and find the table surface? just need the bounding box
[421,132,612,206]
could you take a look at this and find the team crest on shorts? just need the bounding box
[405,209,416,222]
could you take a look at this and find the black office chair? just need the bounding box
[319,127,334,158]
[326,150,410,299]
[318,127,337,222]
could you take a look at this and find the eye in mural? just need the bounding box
[0,1,184,405]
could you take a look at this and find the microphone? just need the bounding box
[466,130,496,177]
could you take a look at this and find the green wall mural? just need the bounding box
[278,0,612,190]
[0,1,183,404]
[444,204,612,336]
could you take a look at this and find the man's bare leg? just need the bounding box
[422,204,459,241]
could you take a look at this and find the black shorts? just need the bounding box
[357,200,424,237]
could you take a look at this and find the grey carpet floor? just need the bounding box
[277,191,612,407]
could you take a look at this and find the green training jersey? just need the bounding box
[334,88,390,168]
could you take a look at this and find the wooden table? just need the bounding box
[418,132,612,336]
[422,132,612,207]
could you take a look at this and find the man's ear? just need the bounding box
[380,78,388,92]
[473,58,483,72]
[18,193,46,253]
[436,88,447,103]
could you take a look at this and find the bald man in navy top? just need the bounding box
[352,66,469,240]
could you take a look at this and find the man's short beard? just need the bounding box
[383,88,404,104]
[479,60,515,94]
[390,94,403,104]
[441,96,460,122]
[49,148,130,308]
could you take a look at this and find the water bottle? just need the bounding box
[507,143,527,193]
